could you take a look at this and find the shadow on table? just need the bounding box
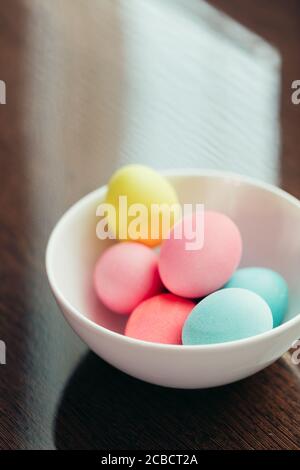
[53,351,285,450]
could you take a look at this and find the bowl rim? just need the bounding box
[45,168,300,352]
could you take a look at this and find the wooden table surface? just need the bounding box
[0,0,300,450]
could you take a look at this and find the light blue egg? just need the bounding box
[182,288,273,345]
[224,267,288,327]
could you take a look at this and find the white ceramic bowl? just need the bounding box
[46,169,300,388]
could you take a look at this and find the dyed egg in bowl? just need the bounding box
[46,169,300,389]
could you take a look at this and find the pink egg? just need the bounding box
[125,293,195,344]
[94,242,163,315]
[159,211,242,298]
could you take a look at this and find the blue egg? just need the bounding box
[224,267,288,327]
[182,288,273,345]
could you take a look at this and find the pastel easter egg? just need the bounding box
[125,293,195,344]
[225,267,288,327]
[159,211,242,298]
[104,165,179,247]
[94,242,163,315]
[182,288,273,345]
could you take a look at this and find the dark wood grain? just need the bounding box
[0,0,300,450]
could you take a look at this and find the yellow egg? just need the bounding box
[104,165,179,247]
